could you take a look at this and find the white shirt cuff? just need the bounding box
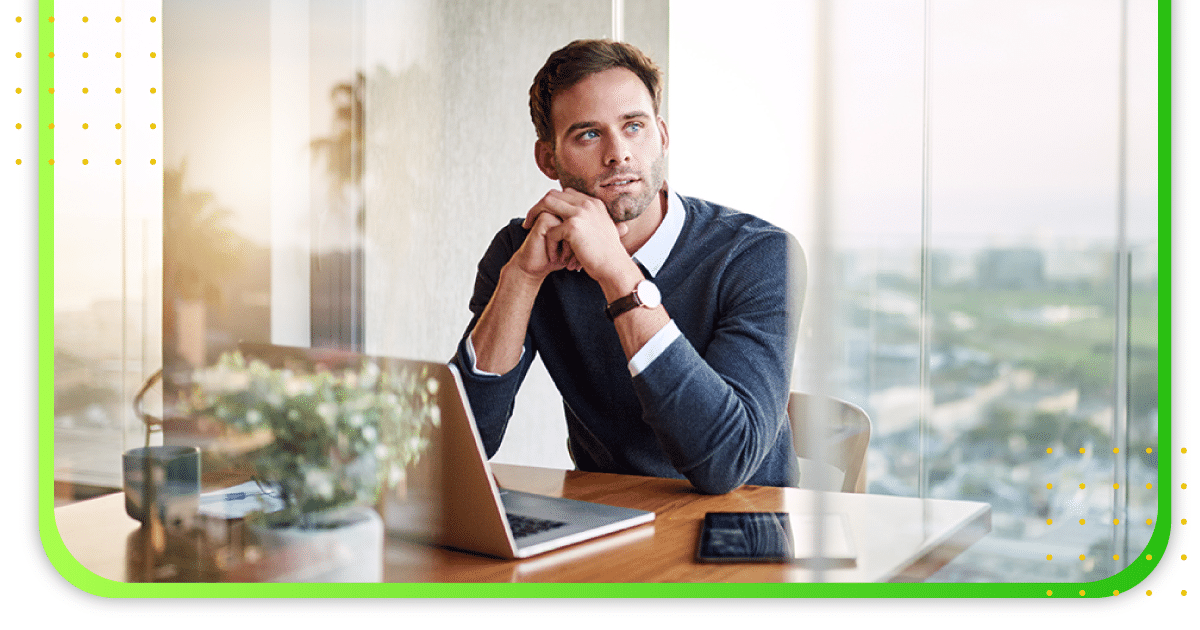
[465,333,523,377]
[628,320,682,377]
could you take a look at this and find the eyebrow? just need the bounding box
[563,111,652,136]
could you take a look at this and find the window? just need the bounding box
[670,0,1158,582]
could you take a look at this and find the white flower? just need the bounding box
[305,468,335,499]
[316,402,338,424]
[285,375,313,397]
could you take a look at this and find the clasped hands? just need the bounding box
[512,188,632,284]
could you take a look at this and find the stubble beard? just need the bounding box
[557,151,666,224]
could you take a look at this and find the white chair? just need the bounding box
[787,392,871,493]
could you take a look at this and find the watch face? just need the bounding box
[637,280,662,309]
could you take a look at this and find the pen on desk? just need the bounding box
[199,488,278,503]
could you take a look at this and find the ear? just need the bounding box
[657,115,670,154]
[534,140,559,181]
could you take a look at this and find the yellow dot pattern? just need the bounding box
[1037,441,1177,598]
[11,8,163,209]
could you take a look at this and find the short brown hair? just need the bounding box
[529,39,663,145]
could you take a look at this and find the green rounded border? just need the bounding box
[36,0,1174,598]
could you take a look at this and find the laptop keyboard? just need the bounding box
[507,513,568,539]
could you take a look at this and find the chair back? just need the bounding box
[787,392,871,493]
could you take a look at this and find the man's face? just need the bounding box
[538,68,668,223]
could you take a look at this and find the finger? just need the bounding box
[559,241,574,268]
[523,191,573,229]
[524,208,561,234]
[616,222,630,238]
[522,193,553,229]
[525,189,599,228]
[522,204,543,230]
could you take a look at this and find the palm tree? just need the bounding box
[162,164,249,373]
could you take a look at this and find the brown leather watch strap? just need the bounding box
[604,293,642,320]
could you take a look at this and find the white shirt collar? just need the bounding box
[631,186,685,277]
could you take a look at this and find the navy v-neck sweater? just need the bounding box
[452,195,806,493]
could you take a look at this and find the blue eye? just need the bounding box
[627,122,643,133]
[579,129,599,140]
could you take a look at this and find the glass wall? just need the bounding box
[53,2,163,499]
[671,0,1158,582]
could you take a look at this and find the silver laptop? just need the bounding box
[236,343,655,559]
[428,360,655,559]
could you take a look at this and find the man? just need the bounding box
[451,39,805,494]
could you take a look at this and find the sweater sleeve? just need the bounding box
[630,229,806,494]
[448,220,537,458]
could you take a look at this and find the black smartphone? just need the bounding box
[696,512,794,563]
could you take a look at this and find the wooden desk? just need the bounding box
[54,463,990,583]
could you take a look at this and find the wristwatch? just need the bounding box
[604,279,662,320]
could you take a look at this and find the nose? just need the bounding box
[603,133,632,166]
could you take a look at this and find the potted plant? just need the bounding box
[184,351,440,582]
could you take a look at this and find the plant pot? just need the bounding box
[250,506,384,582]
